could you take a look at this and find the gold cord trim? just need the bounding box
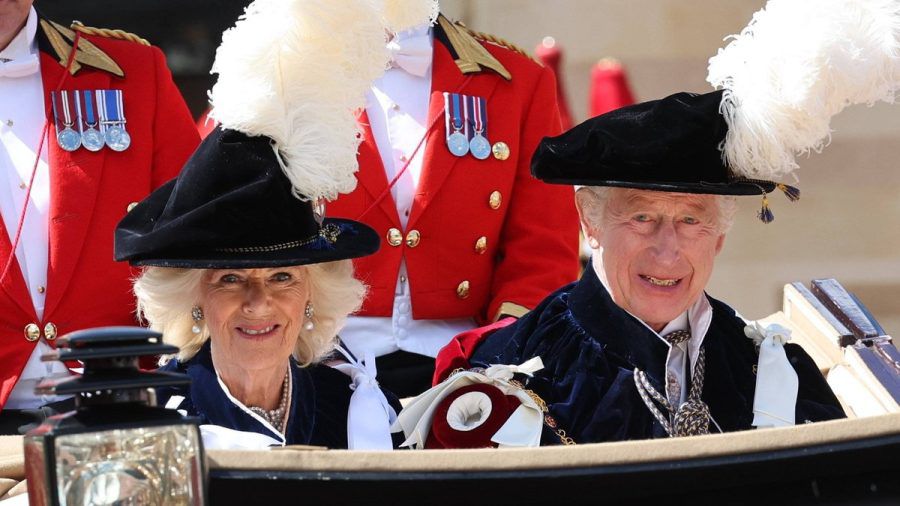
[71,21,150,46]
[215,224,341,253]
[458,24,535,62]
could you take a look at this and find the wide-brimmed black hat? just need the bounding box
[114,128,379,269]
[532,90,778,196]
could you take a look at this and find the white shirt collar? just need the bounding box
[0,7,38,61]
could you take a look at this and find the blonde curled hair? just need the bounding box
[134,260,365,367]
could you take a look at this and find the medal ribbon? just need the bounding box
[116,89,126,123]
[96,90,107,133]
[60,90,74,127]
[442,92,451,138]
[475,96,487,135]
[101,89,123,124]
[451,92,464,134]
[50,91,63,132]
[83,89,97,127]
[73,90,84,135]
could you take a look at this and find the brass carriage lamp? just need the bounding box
[23,327,206,506]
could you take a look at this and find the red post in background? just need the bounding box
[589,57,635,117]
[535,36,574,131]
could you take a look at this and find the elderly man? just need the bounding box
[431,90,845,445]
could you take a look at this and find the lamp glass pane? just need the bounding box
[54,424,202,506]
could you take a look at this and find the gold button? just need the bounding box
[24,323,40,342]
[126,202,139,212]
[491,141,510,161]
[37,286,45,294]
[474,236,487,254]
[456,280,470,299]
[386,228,402,247]
[405,230,420,248]
[44,322,57,341]
[488,191,502,210]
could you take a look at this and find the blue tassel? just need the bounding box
[757,195,774,223]
[777,183,801,202]
[308,222,357,250]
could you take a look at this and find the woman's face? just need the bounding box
[198,266,310,372]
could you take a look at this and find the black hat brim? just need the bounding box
[538,177,776,196]
[114,128,381,269]
[123,217,379,270]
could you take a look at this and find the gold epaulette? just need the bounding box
[71,21,150,46]
[458,24,536,63]
[438,15,511,80]
[39,19,126,77]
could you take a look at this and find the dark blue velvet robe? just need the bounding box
[156,341,396,449]
[468,265,845,444]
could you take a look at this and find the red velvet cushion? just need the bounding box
[425,383,522,449]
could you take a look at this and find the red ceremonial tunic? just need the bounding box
[328,20,581,326]
[0,20,199,409]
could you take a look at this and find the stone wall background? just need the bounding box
[443,0,900,334]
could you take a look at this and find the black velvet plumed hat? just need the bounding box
[114,128,379,268]
[531,90,781,197]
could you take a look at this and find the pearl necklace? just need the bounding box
[248,369,291,433]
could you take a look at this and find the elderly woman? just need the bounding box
[109,0,444,449]
[114,128,398,450]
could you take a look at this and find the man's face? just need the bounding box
[582,188,725,332]
[0,0,33,50]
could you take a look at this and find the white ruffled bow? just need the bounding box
[744,322,799,427]
[387,29,431,77]
[332,349,398,450]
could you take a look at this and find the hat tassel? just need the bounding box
[777,183,801,202]
[757,195,775,224]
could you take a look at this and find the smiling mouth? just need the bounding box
[238,325,277,336]
[640,275,680,287]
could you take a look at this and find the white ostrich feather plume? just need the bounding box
[707,0,900,182]
[381,0,439,33]
[209,0,436,202]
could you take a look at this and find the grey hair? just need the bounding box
[575,186,737,234]
[134,260,365,367]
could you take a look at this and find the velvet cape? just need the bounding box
[442,264,845,444]
[156,341,399,448]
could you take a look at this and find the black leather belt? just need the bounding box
[375,350,436,398]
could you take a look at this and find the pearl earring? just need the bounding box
[304,302,315,331]
[191,306,204,334]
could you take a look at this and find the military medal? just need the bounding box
[443,92,469,157]
[98,89,131,152]
[80,90,105,152]
[51,90,82,152]
[468,95,491,160]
